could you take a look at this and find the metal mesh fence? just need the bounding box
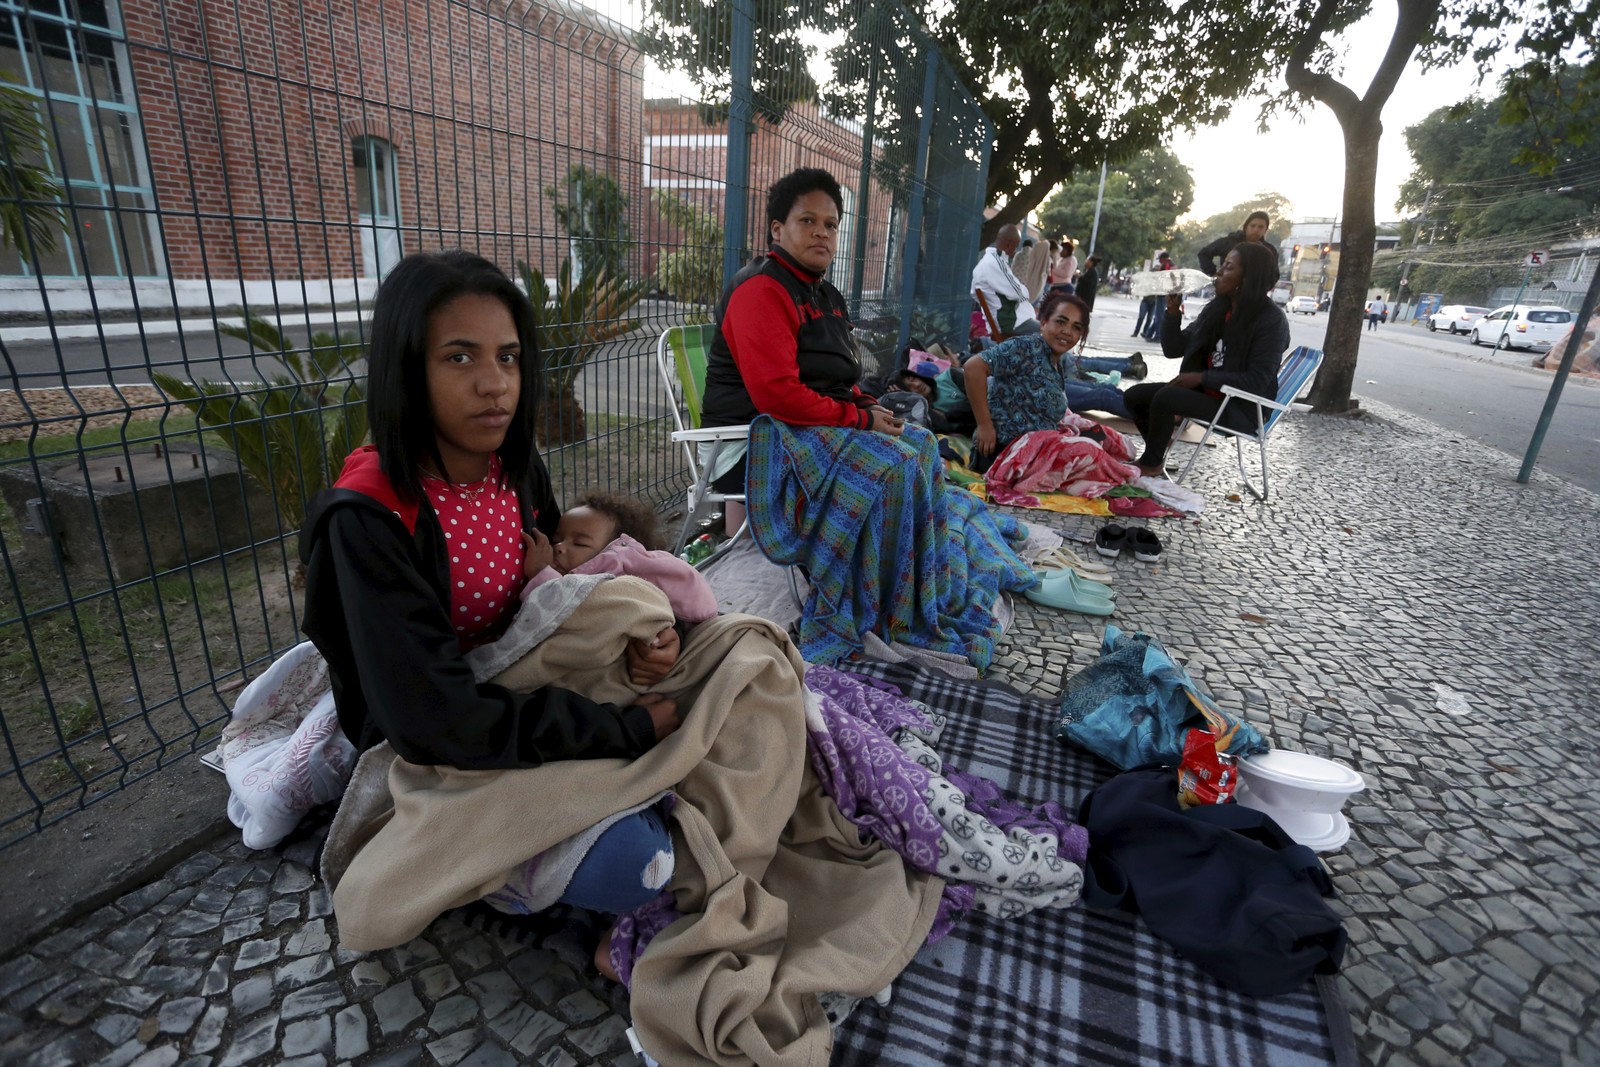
[0,0,990,846]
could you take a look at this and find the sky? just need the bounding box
[1169,9,1494,226]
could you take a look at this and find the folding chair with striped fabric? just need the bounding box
[1172,345,1324,501]
[655,322,750,566]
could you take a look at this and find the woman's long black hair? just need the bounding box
[365,250,541,502]
[1219,241,1282,349]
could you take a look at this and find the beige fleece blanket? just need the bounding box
[321,576,942,1066]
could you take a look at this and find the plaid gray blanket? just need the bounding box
[831,660,1355,1067]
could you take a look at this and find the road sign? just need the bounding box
[1525,250,1548,267]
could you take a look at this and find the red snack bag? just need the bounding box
[1176,728,1238,808]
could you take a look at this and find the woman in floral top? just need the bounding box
[961,291,1141,500]
[965,291,1091,471]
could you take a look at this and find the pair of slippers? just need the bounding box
[1025,568,1115,616]
[1031,545,1113,584]
[1025,544,1117,616]
[1095,523,1163,562]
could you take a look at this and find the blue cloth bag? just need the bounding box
[1056,625,1269,769]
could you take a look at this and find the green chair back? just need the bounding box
[668,322,717,430]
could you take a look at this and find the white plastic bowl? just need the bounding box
[1236,750,1365,816]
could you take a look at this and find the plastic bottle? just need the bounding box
[685,533,715,565]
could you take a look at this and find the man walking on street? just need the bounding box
[1366,294,1388,332]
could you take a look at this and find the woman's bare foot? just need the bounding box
[595,925,620,983]
[1135,462,1168,479]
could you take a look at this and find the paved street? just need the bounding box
[4,382,1598,1065]
[1084,294,1600,493]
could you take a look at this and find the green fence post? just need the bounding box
[849,31,880,320]
[1518,265,1599,483]
[896,45,940,361]
[723,0,755,289]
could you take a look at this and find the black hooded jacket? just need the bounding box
[1197,231,1282,277]
[297,448,657,770]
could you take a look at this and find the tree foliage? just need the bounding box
[652,190,724,319]
[545,164,632,284]
[638,0,1358,244]
[153,314,368,532]
[517,258,645,446]
[1397,75,1600,245]
[1034,147,1196,271]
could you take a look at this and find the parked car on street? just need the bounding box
[1270,281,1294,306]
[1469,305,1575,350]
[1288,296,1318,315]
[1427,304,1490,334]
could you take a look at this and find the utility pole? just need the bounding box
[1087,160,1108,257]
[1396,185,1436,318]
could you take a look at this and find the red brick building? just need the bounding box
[642,97,897,303]
[0,0,645,312]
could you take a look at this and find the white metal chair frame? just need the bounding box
[1172,345,1324,501]
[655,324,752,571]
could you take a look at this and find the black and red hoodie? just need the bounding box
[296,446,657,770]
[700,245,876,429]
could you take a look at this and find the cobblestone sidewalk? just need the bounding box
[4,397,1598,1066]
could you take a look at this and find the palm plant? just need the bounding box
[153,313,369,532]
[0,74,65,257]
[517,257,644,446]
[651,189,724,319]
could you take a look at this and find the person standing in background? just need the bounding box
[1017,238,1054,303]
[1365,294,1388,331]
[1135,251,1174,340]
[1197,211,1279,277]
[1076,255,1101,311]
[972,225,1041,337]
[1049,239,1079,295]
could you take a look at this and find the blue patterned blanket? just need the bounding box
[745,417,1036,668]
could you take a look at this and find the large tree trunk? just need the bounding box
[1312,117,1382,413]
[1285,0,1441,413]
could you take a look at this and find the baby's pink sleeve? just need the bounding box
[519,565,561,601]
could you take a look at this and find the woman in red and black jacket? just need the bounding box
[699,168,905,509]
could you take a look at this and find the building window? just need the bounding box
[352,135,401,279]
[0,1,160,278]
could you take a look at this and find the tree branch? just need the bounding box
[1363,0,1444,110]
[1285,0,1362,121]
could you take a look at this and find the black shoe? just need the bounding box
[1126,353,1148,380]
[1095,523,1131,558]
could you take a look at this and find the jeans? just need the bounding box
[1366,313,1380,331]
[1077,355,1137,375]
[1064,378,1132,419]
[1124,382,1259,468]
[1133,296,1159,338]
[557,805,674,914]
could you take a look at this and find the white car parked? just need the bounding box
[1469,305,1576,350]
[1426,304,1490,334]
[1288,296,1318,315]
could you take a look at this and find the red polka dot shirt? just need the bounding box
[421,456,529,649]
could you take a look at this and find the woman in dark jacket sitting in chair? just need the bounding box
[1123,241,1289,478]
